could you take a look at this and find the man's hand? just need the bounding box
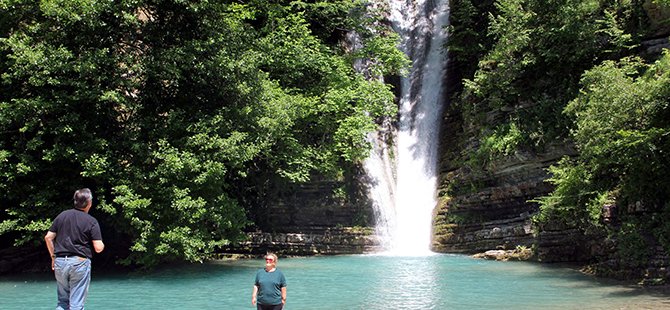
[44,231,57,271]
[92,240,105,253]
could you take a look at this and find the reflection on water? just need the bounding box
[0,254,668,310]
[359,255,439,309]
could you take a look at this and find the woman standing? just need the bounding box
[252,253,287,310]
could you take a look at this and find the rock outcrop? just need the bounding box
[472,247,533,261]
[431,99,579,259]
[225,177,382,256]
[431,34,670,285]
[227,228,380,256]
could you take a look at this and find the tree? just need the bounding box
[457,0,646,172]
[0,0,405,267]
[536,52,670,256]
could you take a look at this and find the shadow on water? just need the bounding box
[492,260,670,301]
[602,284,670,298]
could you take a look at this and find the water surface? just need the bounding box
[1,254,668,309]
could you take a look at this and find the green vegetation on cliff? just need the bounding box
[537,53,670,261]
[453,0,646,159]
[448,0,669,266]
[0,0,406,267]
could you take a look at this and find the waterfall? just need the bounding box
[364,0,450,255]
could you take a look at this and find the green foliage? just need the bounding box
[444,0,655,222]
[565,54,670,203]
[533,158,594,227]
[469,121,523,169]
[653,203,670,252]
[447,0,666,267]
[458,0,646,159]
[0,0,401,267]
[616,220,651,266]
[447,0,493,69]
[535,52,670,259]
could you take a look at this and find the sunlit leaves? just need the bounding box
[1,0,401,267]
[461,0,645,153]
[1,33,74,87]
[536,52,670,238]
[81,153,109,178]
[39,0,104,24]
[533,158,593,226]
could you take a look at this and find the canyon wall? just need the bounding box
[431,97,588,262]
[225,177,381,256]
[430,34,670,284]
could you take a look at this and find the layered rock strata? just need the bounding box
[228,228,380,256]
[431,36,670,284]
[226,178,381,256]
[432,138,578,261]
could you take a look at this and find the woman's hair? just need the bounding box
[73,188,93,209]
[266,253,278,263]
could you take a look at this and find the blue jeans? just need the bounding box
[54,257,91,310]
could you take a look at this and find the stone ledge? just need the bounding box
[224,230,383,256]
[472,248,534,261]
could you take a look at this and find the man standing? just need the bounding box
[45,188,104,310]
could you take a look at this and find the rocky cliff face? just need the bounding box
[431,36,670,284]
[225,177,382,256]
[431,101,586,262]
[230,228,379,256]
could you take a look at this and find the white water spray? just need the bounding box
[364,0,450,256]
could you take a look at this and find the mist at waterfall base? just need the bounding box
[3,255,669,309]
[364,0,449,255]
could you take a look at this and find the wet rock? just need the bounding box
[473,247,534,261]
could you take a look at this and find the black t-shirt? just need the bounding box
[49,208,103,259]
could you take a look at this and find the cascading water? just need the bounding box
[364,0,450,255]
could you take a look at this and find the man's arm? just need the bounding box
[44,231,56,270]
[92,240,105,253]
